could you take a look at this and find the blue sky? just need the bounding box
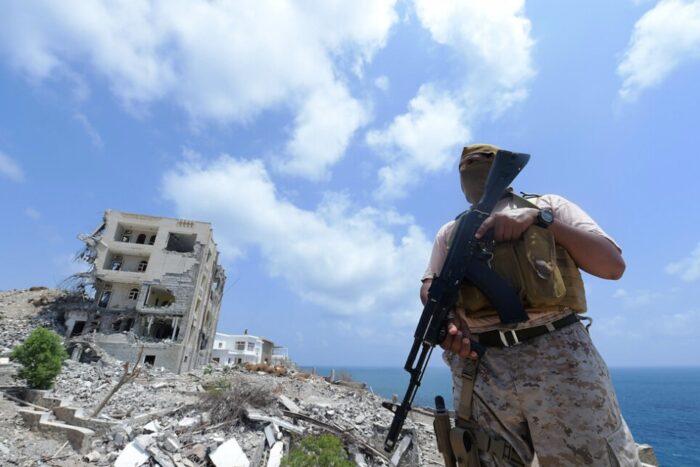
[1,0,699,367]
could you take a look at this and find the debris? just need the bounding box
[143,420,160,433]
[245,409,304,435]
[209,436,250,467]
[278,394,300,413]
[390,435,412,466]
[83,450,101,462]
[177,416,200,428]
[114,434,153,467]
[91,346,144,417]
[266,440,283,467]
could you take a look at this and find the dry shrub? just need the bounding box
[201,376,277,425]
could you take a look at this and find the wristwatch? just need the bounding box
[535,208,554,228]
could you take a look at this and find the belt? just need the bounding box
[475,313,579,348]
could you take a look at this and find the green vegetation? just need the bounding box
[11,327,68,389]
[282,433,354,467]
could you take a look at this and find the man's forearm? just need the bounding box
[550,220,625,280]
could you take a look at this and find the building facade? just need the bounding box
[67,210,226,373]
[212,332,288,366]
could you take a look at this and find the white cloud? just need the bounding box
[374,76,390,91]
[0,151,24,182]
[367,85,471,199]
[366,0,535,199]
[161,155,431,321]
[618,0,700,101]
[666,242,700,281]
[280,82,370,180]
[0,0,398,177]
[414,0,535,111]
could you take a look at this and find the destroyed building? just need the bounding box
[66,210,226,373]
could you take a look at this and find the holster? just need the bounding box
[433,357,524,467]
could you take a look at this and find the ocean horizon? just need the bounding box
[302,365,700,466]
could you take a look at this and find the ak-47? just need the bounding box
[383,150,531,452]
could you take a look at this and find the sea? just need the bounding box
[305,366,700,466]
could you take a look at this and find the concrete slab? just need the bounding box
[209,436,250,467]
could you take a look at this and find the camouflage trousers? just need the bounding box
[445,322,640,466]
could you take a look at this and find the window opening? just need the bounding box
[144,355,156,366]
[166,233,197,253]
[137,260,148,272]
[236,341,245,351]
[136,234,146,244]
[98,290,111,308]
[148,235,156,245]
[71,321,86,337]
[121,230,132,243]
[110,255,123,271]
[128,288,139,300]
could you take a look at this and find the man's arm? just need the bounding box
[475,207,625,280]
[550,218,625,280]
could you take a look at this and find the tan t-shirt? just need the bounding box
[422,194,620,333]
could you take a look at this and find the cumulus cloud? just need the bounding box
[414,0,535,109]
[0,0,398,178]
[367,85,471,199]
[666,242,700,281]
[161,155,431,322]
[0,151,24,182]
[367,0,534,199]
[280,82,370,180]
[618,0,700,101]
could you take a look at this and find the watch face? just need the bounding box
[541,209,554,223]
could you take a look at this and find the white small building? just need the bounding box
[212,331,279,365]
[271,346,289,366]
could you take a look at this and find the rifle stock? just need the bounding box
[383,150,530,453]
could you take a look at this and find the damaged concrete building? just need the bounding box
[66,210,226,373]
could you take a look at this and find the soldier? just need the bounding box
[421,144,640,465]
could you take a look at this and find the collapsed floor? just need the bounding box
[0,288,442,466]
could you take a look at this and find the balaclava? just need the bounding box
[459,144,500,204]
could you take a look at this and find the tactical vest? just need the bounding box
[449,194,587,315]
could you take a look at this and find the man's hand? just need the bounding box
[475,207,538,241]
[441,314,478,359]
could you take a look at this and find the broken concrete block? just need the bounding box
[143,420,160,433]
[278,395,300,413]
[266,441,283,467]
[177,416,199,428]
[114,438,150,467]
[209,437,250,467]
[162,434,180,453]
[148,444,175,467]
[83,450,101,462]
[390,435,412,466]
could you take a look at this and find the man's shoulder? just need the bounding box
[436,219,457,237]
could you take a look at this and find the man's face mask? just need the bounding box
[460,155,494,204]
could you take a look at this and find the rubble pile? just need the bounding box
[0,288,440,466]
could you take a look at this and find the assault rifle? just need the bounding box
[383,150,531,452]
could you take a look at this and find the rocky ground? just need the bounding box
[0,288,441,466]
